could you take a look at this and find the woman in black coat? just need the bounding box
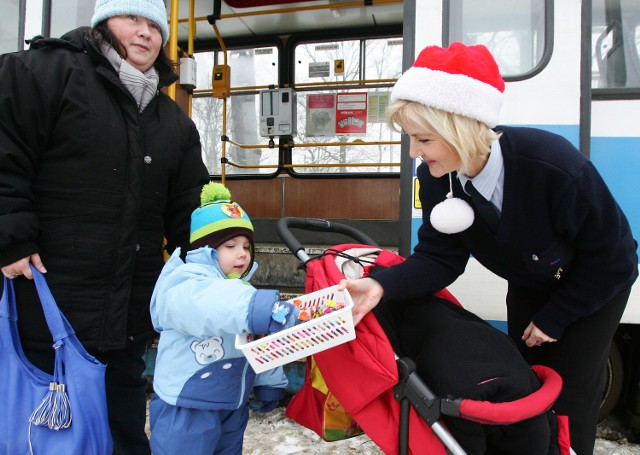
[0,1,209,453]
[340,42,638,454]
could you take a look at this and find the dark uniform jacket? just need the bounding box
[374,126,638,339]
[0,27,210,350]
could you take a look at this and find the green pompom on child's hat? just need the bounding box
[200,182,232,206]
[190,183,254,252]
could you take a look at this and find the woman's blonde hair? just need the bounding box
[386,100,501,175]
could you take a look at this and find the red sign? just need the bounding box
[335,92,367,135]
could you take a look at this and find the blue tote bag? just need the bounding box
[0,267,112,454]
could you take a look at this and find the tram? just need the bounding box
[5,0,639,426]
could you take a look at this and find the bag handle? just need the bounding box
[29,265,76,343]
[1,266,76,343]
[0,264,75,345]
[1,275,18,321]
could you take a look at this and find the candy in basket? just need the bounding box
[235,285,355,373]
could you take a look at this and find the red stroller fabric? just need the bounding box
[285,243,569,454]
[287,244,456,454]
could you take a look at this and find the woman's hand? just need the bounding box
[522,322,557,348]
[338,277,384,325]
[1,253,47,279]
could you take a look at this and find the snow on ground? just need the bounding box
[146,395,640,454]
[243,408,382,454]
[241,406,640,455]
[594,413,640,455]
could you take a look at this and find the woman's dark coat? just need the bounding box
[373,126,638,340]
[0,27,210,351]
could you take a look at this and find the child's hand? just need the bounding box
[267,301,301,334]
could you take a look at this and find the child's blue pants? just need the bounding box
[149,396,249,455]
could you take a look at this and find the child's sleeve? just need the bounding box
[248,289,281,335]
[154,270,280,335]
[254,365,289,390]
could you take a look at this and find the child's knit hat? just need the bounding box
[91,0,170,46]
[390,42,505,127]
[190,183,254,256]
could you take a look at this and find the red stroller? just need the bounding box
[277,217,572,455]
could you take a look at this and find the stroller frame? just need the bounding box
[276,217,467,454]
[277,217,565,455]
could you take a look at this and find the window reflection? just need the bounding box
[0,1,20,54]
[449,0,547,77]
[592,0,640,88]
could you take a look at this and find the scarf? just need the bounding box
[102,44,160,112]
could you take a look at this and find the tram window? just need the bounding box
[50,0,94,38]
[291,38,403,174]
[448,0,547,77]
[592,0,640,89]
[192,95,279,175]
[1,1,21,53]
[191,47,279,176]
[193,47,278,90]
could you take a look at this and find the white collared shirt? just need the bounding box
[458,140,505,213]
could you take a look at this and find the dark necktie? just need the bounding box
[465,180,500,233]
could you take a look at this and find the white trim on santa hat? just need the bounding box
[390,66,504,128]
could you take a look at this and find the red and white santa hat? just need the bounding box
[390,42,505,128]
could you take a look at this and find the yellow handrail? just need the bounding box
[224,161,400,170]
[294,79,397,88]
[190,78,396,97]
[166,0,180,100]
[221,139,401,172]
[186,0,195,116]
[178,0,403,24]
[212,22,228,185]
[224,137,399,150]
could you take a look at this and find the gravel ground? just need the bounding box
[594,412,640,455]
[145,395,640,454]
[240,407,640,454]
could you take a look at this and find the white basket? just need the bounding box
[235,285,355,373]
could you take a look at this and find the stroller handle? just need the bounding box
[276,217,378,266]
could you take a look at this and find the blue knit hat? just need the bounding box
[91,0,170,46]
[190,183,254,256]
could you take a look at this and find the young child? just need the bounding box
[149,183,299,455]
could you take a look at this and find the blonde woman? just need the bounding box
[341,42,637,454]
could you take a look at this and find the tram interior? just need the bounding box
[169,1,406,294]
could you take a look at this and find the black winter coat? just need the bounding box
[374,126,638,340]
[0,27,210,350]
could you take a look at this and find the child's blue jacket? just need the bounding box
[150,247,288,410]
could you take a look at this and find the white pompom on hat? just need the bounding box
[91,0,170,46]
[390,42,505,127]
